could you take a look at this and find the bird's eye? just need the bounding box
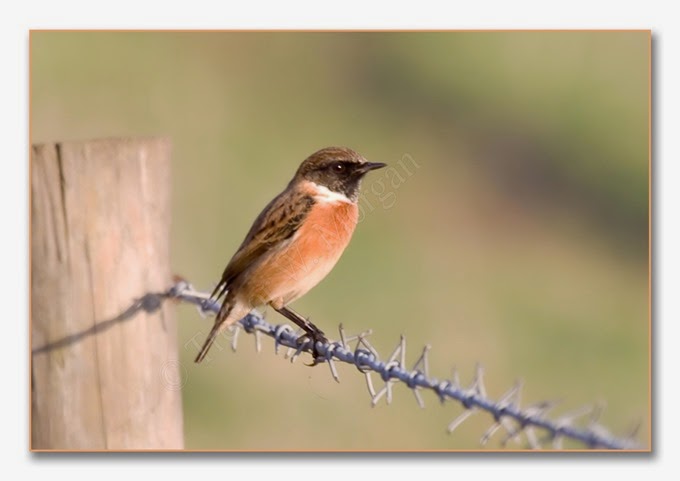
[332,162,345,173]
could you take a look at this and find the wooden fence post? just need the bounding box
[30,137,184,450]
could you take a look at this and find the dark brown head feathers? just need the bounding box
[293,147,386,201]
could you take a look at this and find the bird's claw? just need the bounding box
[296,330,328,366]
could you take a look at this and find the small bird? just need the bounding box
[195,147,386,363]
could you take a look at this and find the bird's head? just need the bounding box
[293,146,386,202]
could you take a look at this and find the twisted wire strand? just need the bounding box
[166,281,641,450]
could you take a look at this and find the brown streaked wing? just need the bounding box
[210,189,315,301]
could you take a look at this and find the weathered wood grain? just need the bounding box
[31,137,184,450]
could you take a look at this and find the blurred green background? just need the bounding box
[30,31,649,450]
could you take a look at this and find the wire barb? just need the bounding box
[167,281,641,450]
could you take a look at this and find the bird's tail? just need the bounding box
[194,301,233,363]
[194,324,220,363]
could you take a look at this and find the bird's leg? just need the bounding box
[273,305,327,340]
[273,305,327,363]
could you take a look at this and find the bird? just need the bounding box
[195,146,386,363]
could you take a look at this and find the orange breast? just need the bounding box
[240,201,358,307]
[296,200,359,256]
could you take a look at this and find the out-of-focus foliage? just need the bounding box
[31,31,649,450]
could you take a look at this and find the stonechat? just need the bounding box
[195,146,386,363]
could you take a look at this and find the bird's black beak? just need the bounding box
[360,162,387,173]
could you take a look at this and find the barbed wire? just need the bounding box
[162,280,641,450]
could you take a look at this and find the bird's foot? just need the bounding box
[296,328,328,366]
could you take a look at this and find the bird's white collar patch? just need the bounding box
[310,183,352,204]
